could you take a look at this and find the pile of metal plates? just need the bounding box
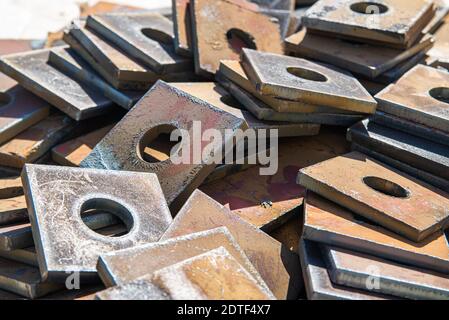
[0,0,447,300]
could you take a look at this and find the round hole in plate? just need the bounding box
[138,124,182,163]
[80,198,133,237]
[226,28,257,54]
[363,176,410,198]
[429,87,449,104]
[0,92,11,108]
[287,67,328,82]
[141,28,173,44]
[350,2,389,14]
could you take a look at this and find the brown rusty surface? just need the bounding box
[201,126,350,230]
[269,212,302,254]
[0,114,75,169]
[80,1,141,17]
[299,151,449,242]
[0,77,51,145]
[191,0,283,77]
[98,227,269,292]
[170,82,320,137]
[0,196,28,226]
[161,190,302,300]
[323,245,449,300]
[241,49,377,113]
[0,49,114,121]
[375,65,449,133]
[86,12,192,74]
[80,81,246,212]
[285,29,434,78]
[303,0,435,48]
[151,247,276,300]
[22,164,173,280]
[426,23,449,67]
[303,192,449,273]
[51,125,114,167]
[173,0,194,56]
[0,176,23,200]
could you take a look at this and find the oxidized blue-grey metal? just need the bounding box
[21,164,173,281]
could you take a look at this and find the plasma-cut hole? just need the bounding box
[0,92,11,107]
[141,28,173,44]
[429,87,449,104]
[226,28,257,54]
[287,67,328,82]
[80,198,133,237]
[363,176,410,198]
[138,124,182,163]
[350,2,389,14]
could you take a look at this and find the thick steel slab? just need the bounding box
[0,114,76,169]
[151,247,276,300]
[0,49,114,121]
[285,30,434,78]
[66,20,160,90]
[95,278,170,300]
[0,176,22,200]
[0,78,50,145]
[97,227,268,292]
[190,0,283,77]
[375,65,449,133]
[218,60,354,114]
[303,192,449,274]
[302,0,435,48]
[0,257,62,299]
[260,9,298,39]
[86,12,191,74]
[222,78,364,126]
[426,22,449,67]
[0,196,27,226]
[299,240,389,300]
[172,0,194,56]
[323,245,449,300]
[298,151,449,242]
[201,127,350,229]
[81,81,246,211]
[171,82,320,137]
[48,47,142,110]
[21,164,173,280]
[372,111,449,147]
[0,247,37,267]
[348,119,449,180]
[241,49,377,113]
[52,125,114,167]
[161,189,302,300]
[269,211,302,254]
[351,142,449,193]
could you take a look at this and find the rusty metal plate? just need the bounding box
[218,60,352,114]
[0,257,62,299]
[0,196,27,226]
[0,114,75,169]
[160,189,302,300]
[0,247,37,267]
[423,2,449,34]
[0,176,22,200]
[173,0,194,56]
[0,78,50,146]
[351,142,449,193]
[375,65,449,133]
[66,20,160,90]
[348,119,449,180]
[95,278,169,300]
[303,192,449,273]
[22,164,173,281]
[201,127,350,229]
[170,82,320,137]
[251,0,294,10]
[322,245,449,300]
[151,247,276,300]
[268,211,302,254]
[298,151,449,242]
[260,9,298,39]
[241,49,377,113]
[52,125,114,167]
[222,77,365,126]
[0,49,115,121]
[48,47,143,110]
[285,29,434,78]
[80,81,246,211]
[372,111,449,147]
[190,0,283,77]
[426,22,449,67]
[97,227,269,292]
[299,240,390,300]
[86,12,191,74]
[302,0,435,48]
